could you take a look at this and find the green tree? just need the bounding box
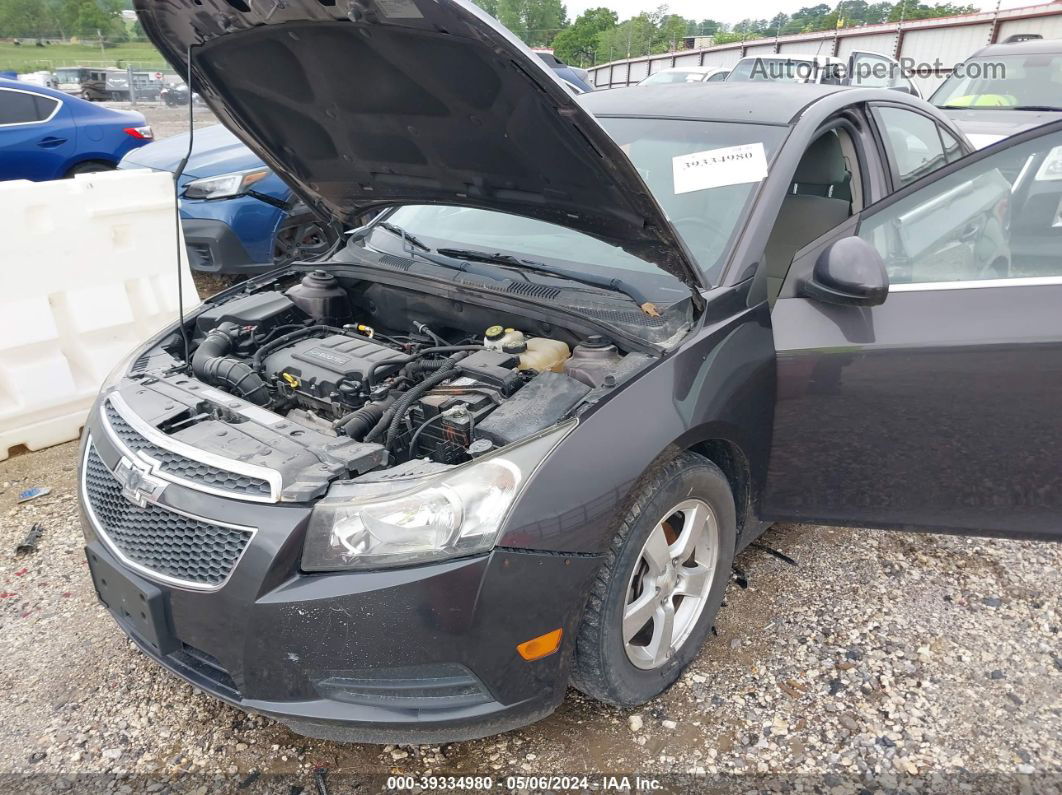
[471,0,499,17]
[764,13,790,36]
[781,4,831,33]
[551,7,616,66]
[887,1,976,22]
[496,0,567,47]
[0,0,58,38]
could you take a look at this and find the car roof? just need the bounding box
[579,82,852,125]
[974,38,1062,57]
[0,78,70,101]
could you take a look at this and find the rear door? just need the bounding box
[764,121,1062,538]
[0,87,73,180]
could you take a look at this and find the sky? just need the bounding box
[561,0,1040,26]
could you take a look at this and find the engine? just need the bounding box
[178,270,628,470]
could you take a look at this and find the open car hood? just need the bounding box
[134,0,702,289]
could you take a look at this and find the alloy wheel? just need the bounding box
[622,498,719,670]
[272,216,339,266]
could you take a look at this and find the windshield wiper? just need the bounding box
[376,221,431,253]
[436,247,660,314]
[937,104,1062,112]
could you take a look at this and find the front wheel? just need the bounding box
[272,209,342,266]
[571,451,736,706]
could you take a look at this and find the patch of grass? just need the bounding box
[0,40,169,74]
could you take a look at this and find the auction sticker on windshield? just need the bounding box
[673,142,768,193]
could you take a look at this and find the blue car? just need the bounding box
[0,78,152,181]
[119,124,341,273]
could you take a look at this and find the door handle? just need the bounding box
[37,136,67,148]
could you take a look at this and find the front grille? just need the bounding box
[83,445,253,588]
[103,401,272,499]
[167,644,240,699]
[187,242,214,269]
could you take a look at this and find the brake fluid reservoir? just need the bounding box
[508,337,570,373]
[484,325,526,351]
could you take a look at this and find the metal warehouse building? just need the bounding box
[587,1,1062,95]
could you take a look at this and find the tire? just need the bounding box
[65,161,114,177]
[272,209,342,266]
[571,451,736,706]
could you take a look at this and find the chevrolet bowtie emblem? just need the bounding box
[113,456,167,508]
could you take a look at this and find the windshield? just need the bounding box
[373,119,786,290]
[56,69,83,84]
[931,53,1062,109]
[641,70,706,85]
[728,58,816,83]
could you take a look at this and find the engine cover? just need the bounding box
[262,334,405,400]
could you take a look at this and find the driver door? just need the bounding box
[847,50,920,97]
[764,121,1062,538]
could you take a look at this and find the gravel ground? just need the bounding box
[0,440,1059,793]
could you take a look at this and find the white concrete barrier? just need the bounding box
[0,169,201,460]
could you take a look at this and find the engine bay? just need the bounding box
[118,268,652,496]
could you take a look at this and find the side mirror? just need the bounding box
[799,236,889,307]
[889,83,917,96]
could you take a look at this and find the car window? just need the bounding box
[849,52,900,89]
[939,126,964,163]
[705,71,727,82]
[641,71,704,85]
[728,58,816,83]
[0,89,58,125]
[858,128,1062,284]
[874,106,948,186]
[931,52,1062,109]
[764,128,861,300]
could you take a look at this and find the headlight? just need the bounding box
[183,168,270,200]
[301,422,575,571]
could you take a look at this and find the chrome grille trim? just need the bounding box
[81,438,257,592]
[101,392,282,503]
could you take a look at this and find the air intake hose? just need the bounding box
[337,395,395,441]
[192,324,270,406]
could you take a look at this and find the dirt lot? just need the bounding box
[0,437,1059,793]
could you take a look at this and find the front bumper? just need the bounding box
[78,414,600,743]
[182,218,278,275]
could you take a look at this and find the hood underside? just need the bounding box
[133,0,702,288]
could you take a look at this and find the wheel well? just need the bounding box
[64,159,115,177]
[689,439,752,540]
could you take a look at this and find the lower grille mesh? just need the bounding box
[84,445,252,587]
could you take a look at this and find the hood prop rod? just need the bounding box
[171,44,196,370]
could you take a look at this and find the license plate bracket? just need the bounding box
[86,544,177,655]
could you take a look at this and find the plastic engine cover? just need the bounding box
[262,334,405,397]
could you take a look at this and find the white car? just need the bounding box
[728,52,921,98]
[638,66,730,86]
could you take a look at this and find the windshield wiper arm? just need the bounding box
[436,247,659,313]
[1010,105,1062,112]
[376,221,431,252]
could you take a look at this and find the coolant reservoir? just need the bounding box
[508,337,570,373]
[563,335,622,387]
